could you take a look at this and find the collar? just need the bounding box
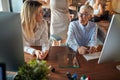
[79,21,90,30]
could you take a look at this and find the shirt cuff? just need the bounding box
[24,46,35,55]
[69,45,79,52]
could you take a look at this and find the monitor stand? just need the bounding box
[116,65,120,71]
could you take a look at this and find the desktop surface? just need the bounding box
[25,46,120,80]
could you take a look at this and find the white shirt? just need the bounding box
[23,20,49,55]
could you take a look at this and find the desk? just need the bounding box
[24,46,120,80]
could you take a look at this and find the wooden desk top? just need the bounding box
[24,46,120,80]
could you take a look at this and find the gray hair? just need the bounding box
[78,4,94,15]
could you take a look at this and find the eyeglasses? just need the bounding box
[78,12,89,17]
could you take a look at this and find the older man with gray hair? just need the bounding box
[66,4,98,55]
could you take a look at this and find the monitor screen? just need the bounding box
[0,12,24,71]
[98,14,120,64]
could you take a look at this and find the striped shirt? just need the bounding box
[66,20,98,52]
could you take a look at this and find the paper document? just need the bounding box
[83,52,101,61]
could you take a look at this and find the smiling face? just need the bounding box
[78,10,90,26]
[36,7,43,22]
[78,5,93,26]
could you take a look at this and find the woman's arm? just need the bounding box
[99,4,103,16]
[23,36,36,55]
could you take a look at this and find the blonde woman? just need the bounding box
[21,0,49,59]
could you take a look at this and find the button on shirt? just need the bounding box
[66,20,98,52]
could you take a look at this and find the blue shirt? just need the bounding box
[66,20,98,52]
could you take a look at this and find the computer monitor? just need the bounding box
[98,14,120,70]
[0,12,24,71]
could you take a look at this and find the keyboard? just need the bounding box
[6,71,17,80]
[83,52,101,61]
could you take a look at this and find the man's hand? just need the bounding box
[78,46,88,55]
[88,45,103,53]
[88,46,97,54]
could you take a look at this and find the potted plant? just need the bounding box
[14,60,50,80]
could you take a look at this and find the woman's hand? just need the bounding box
[34,50,48,60]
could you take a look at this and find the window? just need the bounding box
[0,0,3,11]
[9,0,23,12]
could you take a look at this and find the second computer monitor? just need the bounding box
[0,12,24,71]
[98,14,120,64]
